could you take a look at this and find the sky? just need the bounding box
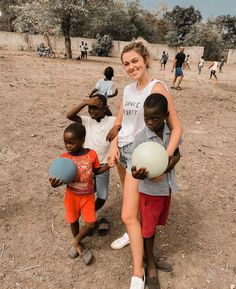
[140,0,236,19]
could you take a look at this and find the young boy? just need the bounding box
[89,66,118,116]
[49,123,113,265]
[131,93,181,289]
[67,95,116,236]
[198,56,204,74]
[89,66,118,99]
[209,61,219,79]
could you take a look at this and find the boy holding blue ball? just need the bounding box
[131,93,181,289]
[49,123,114,265]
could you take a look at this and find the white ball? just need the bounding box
[132,142,168,178]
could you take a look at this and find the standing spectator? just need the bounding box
[198,56,204,74]
[84,43,89,60]
[160,51,168,70]
[171,46,186,90]
[219,56,225,73]
[80,41,85,59]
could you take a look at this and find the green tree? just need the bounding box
[165,5,202,46]
[185,22,224,60]
[10,0,88,58]
[210,15,236,49]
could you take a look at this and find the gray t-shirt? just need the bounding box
[132,124,179,196]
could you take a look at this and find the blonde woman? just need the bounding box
[107,41,182,289]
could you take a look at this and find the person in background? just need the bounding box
[198,56,204,74]
[209,60,219,80]
[219,56,225,73]
[89,66,118,116]
[160,51,168,71]
[171,46,186,90]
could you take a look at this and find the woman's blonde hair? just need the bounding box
[121,40,151,69]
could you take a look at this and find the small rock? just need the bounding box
[31,134,37,137]
[195,121,201,125]
[230,285,235,289]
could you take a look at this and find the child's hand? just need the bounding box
[131,166,149,180]
[151,174,165,183]
[87,97,103,107]
[49,177,63,188]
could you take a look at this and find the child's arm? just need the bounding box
[89,88,98,98]
[67,97,102,122]
[93,164,110,175]
[208,63,213,69]
[165,147,181,173]
[49,177,64,188]
[108,88,118,98]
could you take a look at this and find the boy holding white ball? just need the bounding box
[131,93,181,289]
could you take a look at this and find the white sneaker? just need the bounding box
[130,273,145,289]
[110,232,130,250]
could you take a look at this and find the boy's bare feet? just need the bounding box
[146,265,160,289]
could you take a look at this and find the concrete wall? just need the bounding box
[0,31,204,62]
[227,49,236,64]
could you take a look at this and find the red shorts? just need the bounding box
[64,191,96,224]
[139,193,171,238]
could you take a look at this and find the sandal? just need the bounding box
[155,256,173,272]
[176,86,182,90]
[170,86,176,89]
[79,247,93,265]
[98,218,110,236]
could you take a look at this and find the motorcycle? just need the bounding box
[36,44,55,58]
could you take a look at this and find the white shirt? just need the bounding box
[211,61,218,71]
[199,59,204,66]
[95,79,115,98]
[81,116,115,163]
[118,79,168,147]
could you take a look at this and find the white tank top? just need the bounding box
[118,79,168,147]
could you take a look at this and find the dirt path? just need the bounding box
[0,51,235,289]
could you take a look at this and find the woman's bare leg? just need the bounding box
[122,172,143,278]
[116,163,126,187]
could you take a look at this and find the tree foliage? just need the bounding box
[209,15,236,49]
[92,33,113,57]
[185,22,224,60]
[165,5,202,46]
[2,0,235,59]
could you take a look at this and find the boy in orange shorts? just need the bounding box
[49,123,113,265]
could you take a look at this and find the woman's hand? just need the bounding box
[106,125,121,142]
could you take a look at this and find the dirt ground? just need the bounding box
[0,50,235,289]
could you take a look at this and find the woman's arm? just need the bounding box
[152,83,182,156]
[106,100,124,162]
[106,100,123,142]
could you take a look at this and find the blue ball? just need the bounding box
[49,158,77,184]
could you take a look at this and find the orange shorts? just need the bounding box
[64,191,96,224]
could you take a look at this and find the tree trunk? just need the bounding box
[62,14,72,59]
[64,35,72,59]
